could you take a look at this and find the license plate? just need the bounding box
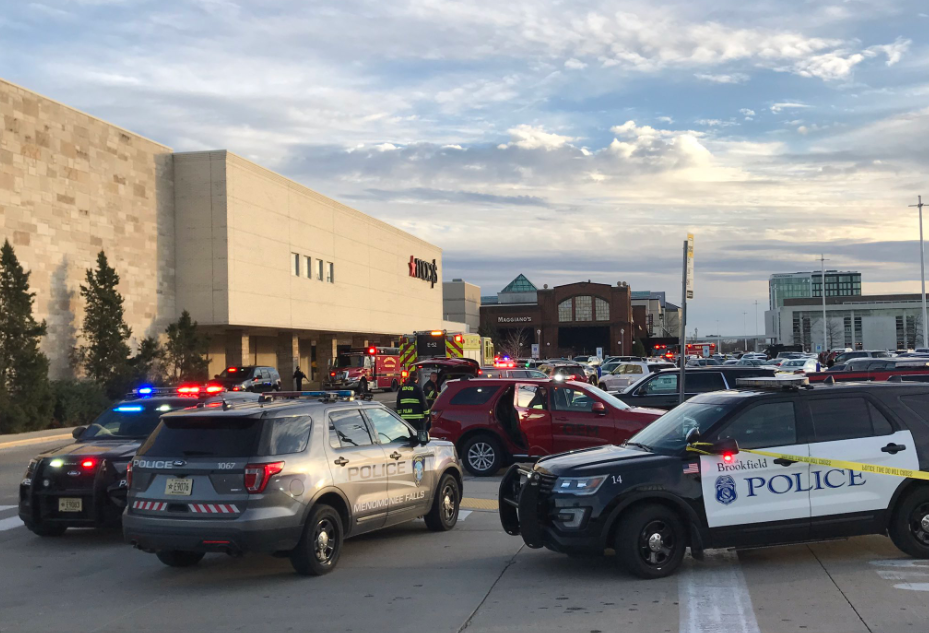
[58,498,82,512]
[164,478,193,496]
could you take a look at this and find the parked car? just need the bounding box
[736,358,767,367]
[538,362,590,384]
[572,355,602,366]
[478,367,548,379]
[776,357,821,374]
[686,358,722,367]
[833,350,892,365]
[613,367,776,409]
[429,379,663,476]
[208,366,282,393]
[600,361,675,391]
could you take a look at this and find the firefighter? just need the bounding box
[423,372,439,411]
[396,369,428,430]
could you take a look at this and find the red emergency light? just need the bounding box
[454,335,463,343]
[81,458,97,470]
[226,367,238,373]
[430,330,444,336]
[205,384,223,394]
[367,346,377,355]
[177,385,201,394]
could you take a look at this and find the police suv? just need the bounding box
[499,376,929,578]
[123,391,463,575]
[19,387,257,537]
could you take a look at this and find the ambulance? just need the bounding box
[398,330,494,373]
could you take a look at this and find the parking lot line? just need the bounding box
[461,497,498,510]
[0,516,23,532]
[680,550,760,633]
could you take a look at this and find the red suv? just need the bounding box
[430,379,664,475]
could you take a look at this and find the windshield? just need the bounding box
[782,360,805,367]
[333,355,368,369]
[82,401,191,440]
[584,384,630,410]
[626,402,732,454]
[218,367,254,379]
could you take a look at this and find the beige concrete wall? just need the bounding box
[0,79,175,378]
[175,151,444,335]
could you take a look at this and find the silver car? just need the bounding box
[123,392,463,575]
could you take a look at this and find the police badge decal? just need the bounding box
[412,456,425,487]
[715,475,737,505]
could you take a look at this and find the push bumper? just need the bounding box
[123,510,303,554]
[19,459,126,528]
[498,464,602,554]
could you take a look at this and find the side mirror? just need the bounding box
[592,402,607,416]
[416,429,430,445]
[710,438,740,456]
[72,426,87,439]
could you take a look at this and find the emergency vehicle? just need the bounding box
[324,346,401,393]
[399,330,494,372]
[500,376,929,578]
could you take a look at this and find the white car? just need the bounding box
[776,357,821,375]
[599,361,676,391]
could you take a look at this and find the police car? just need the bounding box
[19,387,258,537]
[499,376,929,578]
[123,391,463,575]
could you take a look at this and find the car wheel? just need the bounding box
[24,520,67,537]
[461,434,504,476]
[424,474,460,531]
[155,550,205,568]
[889,487,929,558]
[614,503,686,579]
[290,504,343,576]
[391,379,399,392]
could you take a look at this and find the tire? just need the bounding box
[460,434,504,477]
[391,379,399,392]
[290,504,343,576]
[155,550,205,568]
[424,473,460,531]
[24,521,67,537]
[889,487,929,559]
[614,503,687,579]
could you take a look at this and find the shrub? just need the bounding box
[50,380,112,429]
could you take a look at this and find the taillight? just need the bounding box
[126,462,133,488]
[81,458,97,470]
[244,461,284,494]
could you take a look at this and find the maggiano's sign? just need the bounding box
[498,316,532,323]
[409,256,438,288]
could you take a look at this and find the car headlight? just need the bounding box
[23,458,38,477]
[554,475,607,495]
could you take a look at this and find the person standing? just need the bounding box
[396,369,428,430]
[423,372,439,411]
[293,366,307,391]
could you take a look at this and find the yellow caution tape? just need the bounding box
[687,443,929,481]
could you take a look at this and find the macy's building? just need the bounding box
[0,79,449,387]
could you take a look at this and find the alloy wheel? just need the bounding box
[909,502,929,546]
[315,518,336,564]
[468,442,495,473]
[638,519,675,567]
[442,483,457,522]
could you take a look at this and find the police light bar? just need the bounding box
[260,390,357,402]
[430,330,444,336]
[128,386,177,397]
[735,376,809,390]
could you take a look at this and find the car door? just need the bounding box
[364,407,434,523]
[805,396,919,536]
[550,384,615,451]
[701,400,811,544]
[513,383,553,457]
[326,408,389,532]
[633,372,680,408]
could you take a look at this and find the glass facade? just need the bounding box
[575,296,592,321]
[595,297,610,321]
[770,271,861,309]
[558,299,572,322]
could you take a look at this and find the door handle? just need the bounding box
[773,458,796,466]
[333,457,349,466]
[389,451,402,460]
[881,443,906,454]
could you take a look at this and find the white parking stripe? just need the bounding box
[0,505,17,512]
[680,550,761,633]
[0,516,23,532]
[877,570,929,581]
[893,583,929,592]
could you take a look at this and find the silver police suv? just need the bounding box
[123,391,463,575]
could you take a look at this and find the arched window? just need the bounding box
[575,296,592,321]
[595,298,610,321]
[558,299,573,322]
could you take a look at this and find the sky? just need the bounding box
[2,0,929,337]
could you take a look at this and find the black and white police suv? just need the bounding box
[499,376,929,578]
[19,387,258,537]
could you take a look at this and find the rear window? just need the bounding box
[259,416,313,456]
[449,385,499,406]
[218,367,254,379]
[139,416,263,458]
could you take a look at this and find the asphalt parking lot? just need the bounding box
[2,432,929,633]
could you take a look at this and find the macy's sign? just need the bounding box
[409,256,438,288]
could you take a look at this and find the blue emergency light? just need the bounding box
[137,387,154,395]
[115,405,144,412]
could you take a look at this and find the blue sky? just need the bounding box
[3,0,929,336]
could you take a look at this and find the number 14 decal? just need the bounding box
[611,475,622,485]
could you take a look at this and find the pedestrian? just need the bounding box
[396,369,428,430]
[293,366,306,391]
[423,372,439,411]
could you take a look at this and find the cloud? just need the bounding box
[867,37,910,66]
[564,58,587,70]
[740,108,755,120]
[656,116,674,124]
[696,119,737,127]
[771,102,811,113]
[694,72,749,84]
[498,124,574,151]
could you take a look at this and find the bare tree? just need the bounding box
[500,327,530,359]
[813,317,844,351]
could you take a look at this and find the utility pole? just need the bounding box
[754,300,759,337]
[818,254,829,352]
[742,311,747,350]
[910,196,929,347]
[716,319,721,356]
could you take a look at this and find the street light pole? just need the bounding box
[818,254,830,352]
[911,196,929,347]
[742,311,747,351]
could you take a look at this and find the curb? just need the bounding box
[0,433,73,450]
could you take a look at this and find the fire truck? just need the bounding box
[398,330,494,373]
[324,346,401,393]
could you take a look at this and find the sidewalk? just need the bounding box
[0,426,76,450]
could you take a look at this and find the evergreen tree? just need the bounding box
[0,240,53,433]
[632,338,647,358]
[76,251,131,396]
[129,336,166,386]
[165,310,210,382]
